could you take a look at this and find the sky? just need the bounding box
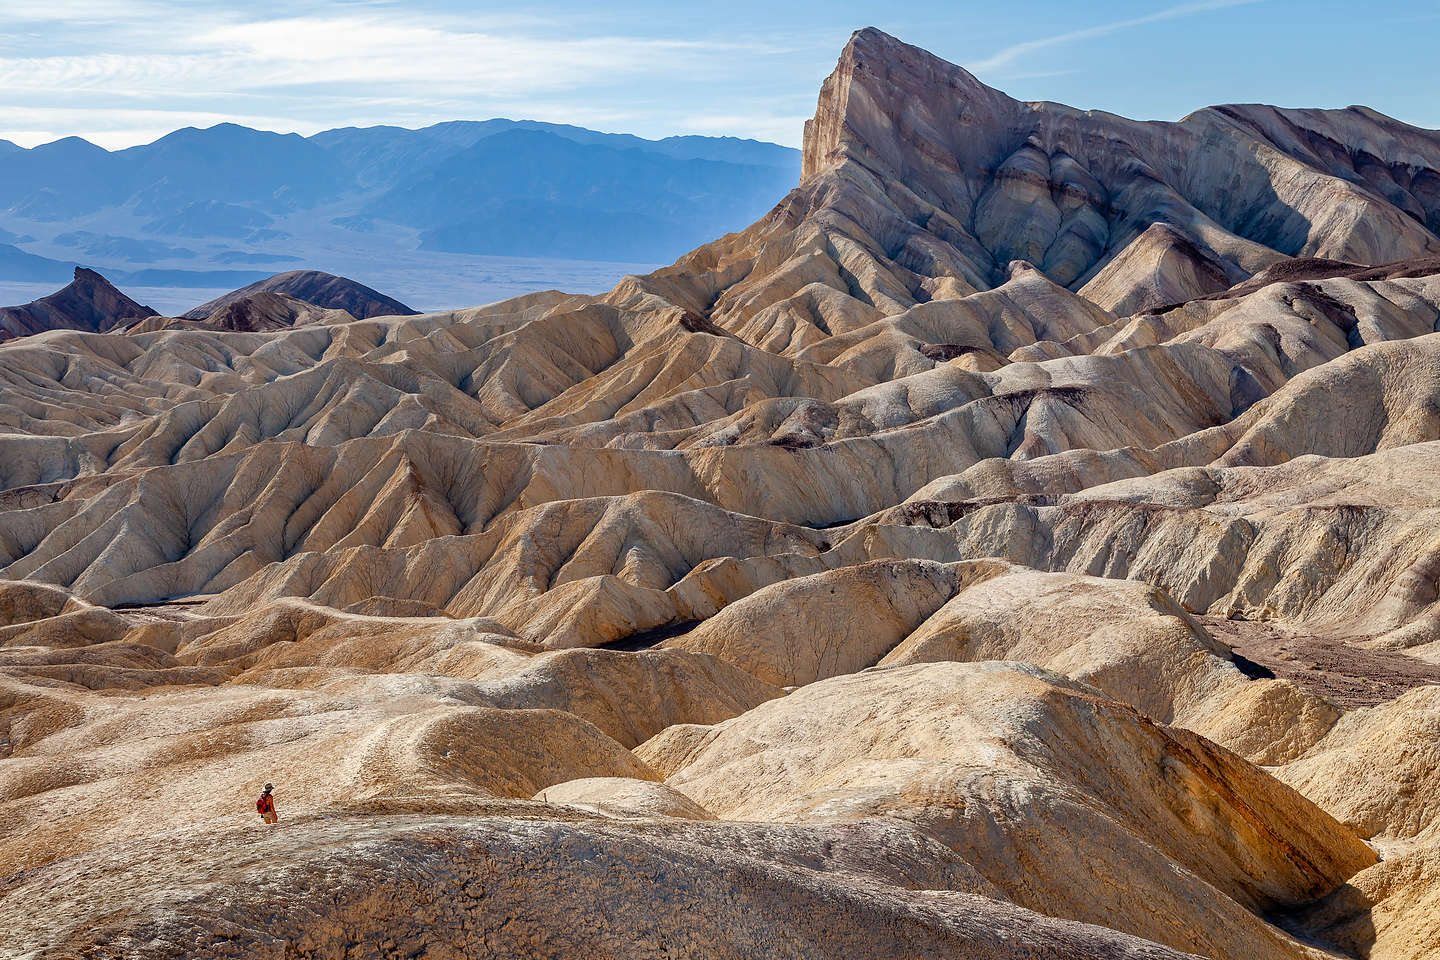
[1,0,1437,150]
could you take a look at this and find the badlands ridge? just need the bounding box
[3,27,1440,959]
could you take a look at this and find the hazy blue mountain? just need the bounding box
[309,121,517,190]
[0,126,342,223]
[211,251,302,265]
[437,119,798,166]
[364,129,793,259]
[111,267,269,287]
[142,200,274,238]
[122,124,343,214]
[54,231,196,261]
[0,244,79,283]
[496,123,797,167]
[309,119,795,192]
[0,244,268,288]
[0,137,125,220]
[0,119,800,299]
[418,199,693,260]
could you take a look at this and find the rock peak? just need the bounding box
[0,267,154,342]
[72,265,117,289]
[797,24,1440,298]
[802,28,1010,181]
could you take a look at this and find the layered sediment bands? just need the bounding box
[645,661,1374,959]
[5,25,1440,960]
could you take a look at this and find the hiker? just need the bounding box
[257,782,278,824]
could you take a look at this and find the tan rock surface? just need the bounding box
[646,661,1372,959]
[5,815,1218,960]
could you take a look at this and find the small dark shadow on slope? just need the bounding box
[1228,652,1276,680]
[1268,880,1377,960]
[599,619,702,651]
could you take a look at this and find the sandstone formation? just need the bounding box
[3,26,1440,960]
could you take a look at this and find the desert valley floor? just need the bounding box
[3,27,1440,960]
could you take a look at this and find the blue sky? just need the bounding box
[2,0,1436,149]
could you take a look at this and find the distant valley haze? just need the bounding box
[0,120,800,314]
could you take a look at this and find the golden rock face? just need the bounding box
[5,26,1440,960]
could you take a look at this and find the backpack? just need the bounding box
[257,793,272,813]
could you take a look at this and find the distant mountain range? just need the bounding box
[0,120,801,291]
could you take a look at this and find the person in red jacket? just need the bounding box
[257,782,277,824]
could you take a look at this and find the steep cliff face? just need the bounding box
[792,27,1440,311]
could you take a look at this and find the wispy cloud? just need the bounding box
[969,0,1264,74]
[0,5,801,146]
[0,0,179,22]
[0,15,752,96]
